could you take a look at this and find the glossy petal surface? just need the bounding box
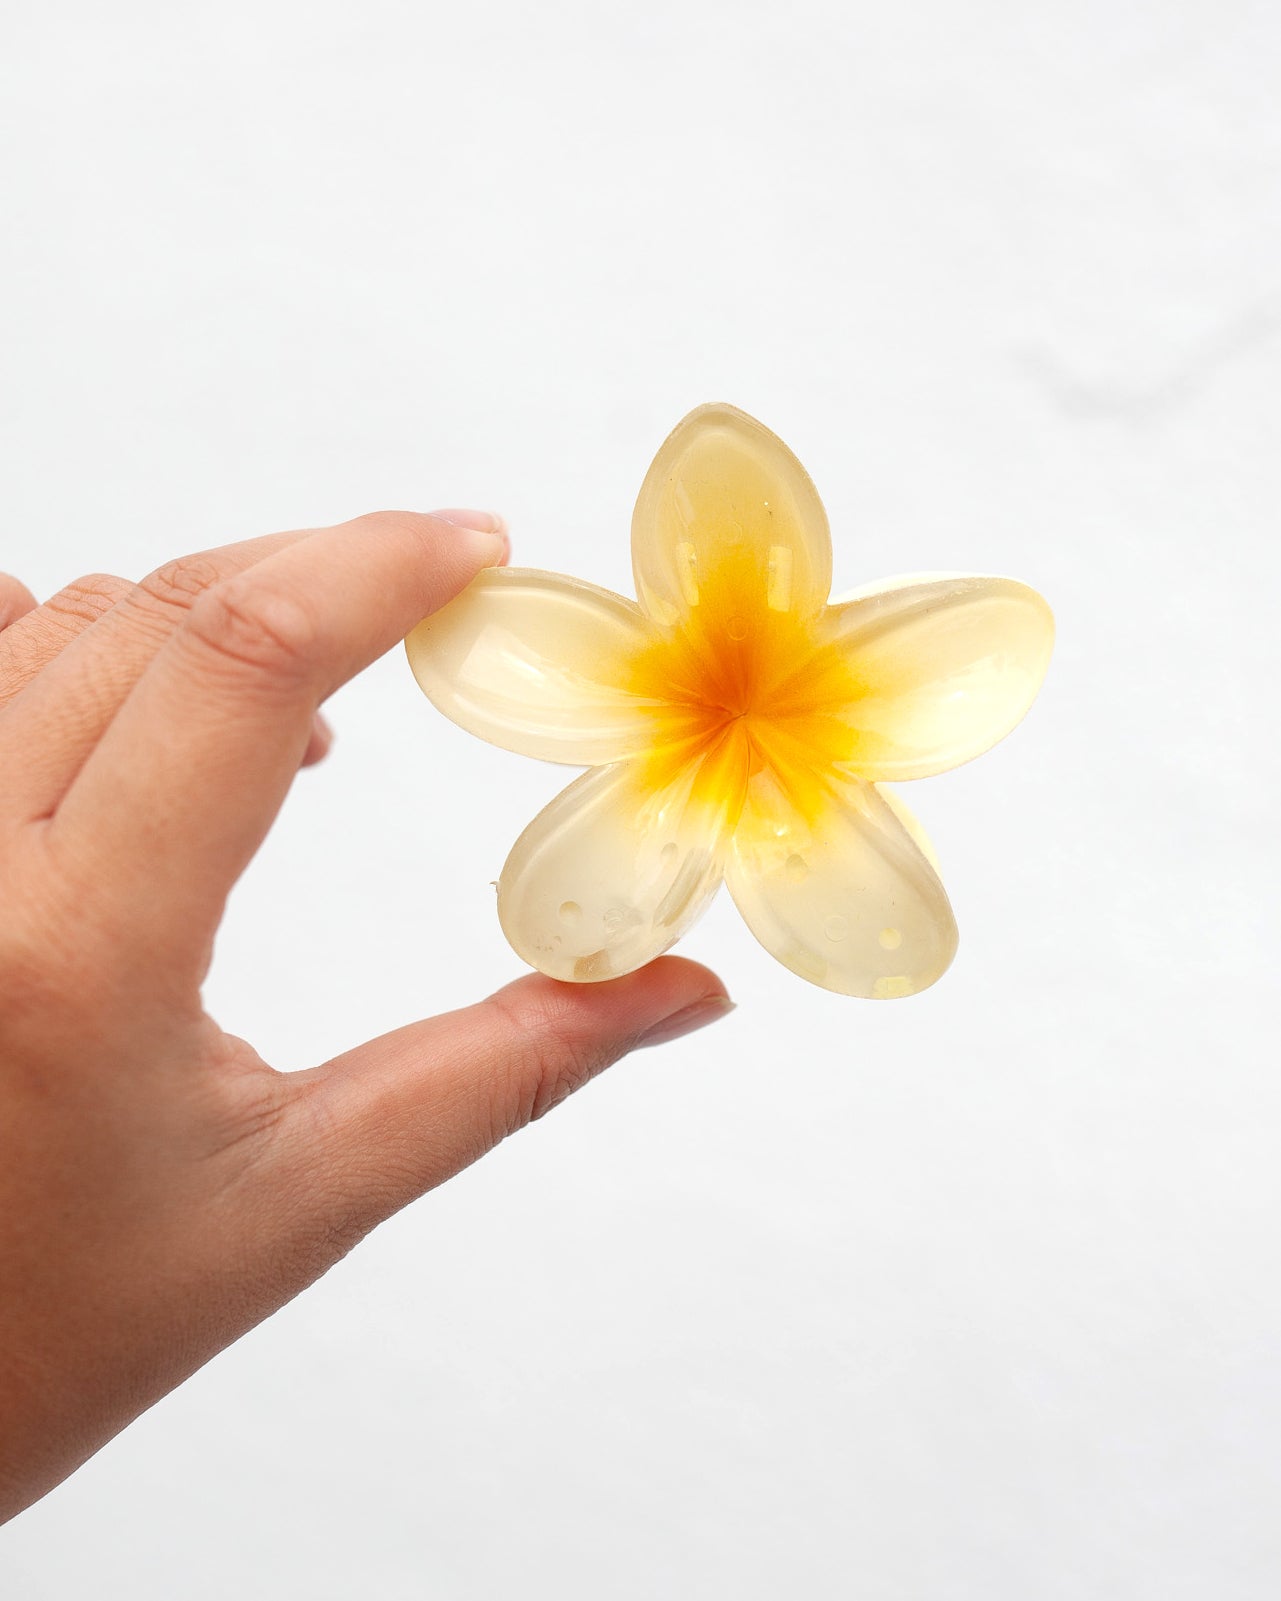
[631,404,832,630]
[816,575,1055,780]
[498,734,748,982]
[726,765,958,998]
[406,568,673,765]
[409,404,1051,996]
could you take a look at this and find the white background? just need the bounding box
[2,1,1279,1596]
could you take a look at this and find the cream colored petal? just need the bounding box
[631,404,833,631]
[407,567,681,766]
[818,575,1054,780]
[726,766,957,998]
[877,784,942,876]
[498,734,748,982]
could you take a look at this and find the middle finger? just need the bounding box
[0,530,306,821]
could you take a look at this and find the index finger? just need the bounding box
[50,509,507,971]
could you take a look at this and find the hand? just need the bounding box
[0,511,732,1522]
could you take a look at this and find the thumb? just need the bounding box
[271,957,733,1242]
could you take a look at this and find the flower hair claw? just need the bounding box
[408,404,1053,997]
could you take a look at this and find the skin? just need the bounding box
[0,510,732,1524]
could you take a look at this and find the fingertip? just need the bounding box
[341,509,509,573]
[431,510,510,567]
[491,955,732,1049]
[634,992,736,1050]
[477,957,733,1124]
[0,573,38,631]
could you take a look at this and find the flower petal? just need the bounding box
[631,404,833,630]
[816,575,1054,780]
[498,734,748,982]
[726,766,957,998]
[407,568,682,765]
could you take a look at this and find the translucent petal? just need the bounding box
[877,784,942,876]
[498,734,749,982]
[726,766,957,998]
[406,568,679,766]
[817,575,1055,780]
[630,404,832,631]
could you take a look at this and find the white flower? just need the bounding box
[409,404,1053,997]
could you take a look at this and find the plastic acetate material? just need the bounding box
[497,732,748,983]
[406,571,666,767]
[816,575,1056,781]
[407,402,1054,997]
[630,404,832,629]
[726,766,958,999]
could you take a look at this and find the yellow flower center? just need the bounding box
[627,547,864,822]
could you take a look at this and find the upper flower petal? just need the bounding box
[498,734,748,982]
[630,404,833,631]
[816,575,1054,780]
[407,567,692,766]
[725,765,958,998]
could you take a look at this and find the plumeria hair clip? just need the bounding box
[408,404,1053,998]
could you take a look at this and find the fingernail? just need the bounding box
[437,509,510,565]
[637,994,736,1050]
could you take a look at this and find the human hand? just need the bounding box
[0,511,732,1522]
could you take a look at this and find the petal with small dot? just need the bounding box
[630,404,833,632]
[498,734,749,982]
[726,767,957,998]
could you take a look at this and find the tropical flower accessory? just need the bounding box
[408,405,1053,997]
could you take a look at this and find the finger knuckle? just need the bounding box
[300,1205,373,1274]
[135,553,226,616]
[41,572,131,630]
[487,988,604,1135]
[184,576,319,680]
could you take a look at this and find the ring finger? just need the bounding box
[0,572,39,634]
[0,532,310,821]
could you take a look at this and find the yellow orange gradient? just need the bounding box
[407,404,1054,997]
